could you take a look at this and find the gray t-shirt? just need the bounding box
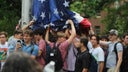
[106,41,123,68]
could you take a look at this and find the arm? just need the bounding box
[45,26,50,44]
[67,20,76,44]
[115,51,123,72]
[22,20,35,31]
[82,68,88,72]
[99,62,104,72]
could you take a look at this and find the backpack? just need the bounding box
[114,42,124,72]
[47,43,63,71]
[89,54,98,72]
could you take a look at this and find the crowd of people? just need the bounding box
[0,19,128,72]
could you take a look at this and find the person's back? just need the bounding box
[1,52,42,72]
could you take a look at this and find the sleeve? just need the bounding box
[32,45,39,56]
[39,40,46,51]
[82,53,91,69]
[116,43,123,52]
[98,48,104,62]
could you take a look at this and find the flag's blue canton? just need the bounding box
[32,0,78,31]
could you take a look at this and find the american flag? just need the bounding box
[32,0,78,31]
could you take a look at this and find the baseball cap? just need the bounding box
[109,29,118,36]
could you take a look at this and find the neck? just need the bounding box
[111,39,117,43]
[80,46,87,52]
[1,42,6,45]
[25,41,31,46]
[93,44,99,48]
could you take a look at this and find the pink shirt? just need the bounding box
[49,40,69,69]
[36,39,46,68]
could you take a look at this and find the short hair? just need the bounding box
[1,52,42,72]
[80,38,89,50]
[0,31,8,37]
[90,35,100,44]
[13,29,23,35]
[33,28,45,36]
[123,33,128,39]
[23,29,33,37]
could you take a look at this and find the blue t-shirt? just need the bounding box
[22,43,38,56]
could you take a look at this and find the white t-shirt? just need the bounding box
[0,42,8,69]
[90,46,104,62]
[0,42,8,48]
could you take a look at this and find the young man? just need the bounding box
[75,38,91,72]
[0,31,8,69]
[100,29,123,72]
[33,28,46,68]
[45,20,76,72]
[8,29,23,54]
[15,29,38,59]
[90,35,104,72]
[120,34,128,72]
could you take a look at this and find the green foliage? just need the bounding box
[70,0,113,18]
[0,0,21,36]
[103,1,128,36]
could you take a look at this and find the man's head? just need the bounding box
[13,29,23,39]
[108,29,118,41]
[23,29,33,43]
[1,52,42,72]
[90,35,100,47]
[123,34,128,45]
[74,37,88,50]
[33,28,45,40]
[57,32,67,43]
[0,31,8,44]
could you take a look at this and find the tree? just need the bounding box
[102,1,128,36]
[0,0,21,36]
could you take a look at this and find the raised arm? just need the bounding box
[22,20,35,31]
[67,20,76,44]
[45,26,50,44]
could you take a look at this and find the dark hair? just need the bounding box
[23,29,33,37]
[33,28,45,36]
[90,35,100,44]
[13,29,23,35]
[0,31,8,37]
[123,33,128,39]
[100,35,109,41]
[1,52,42,72]
[80,38,89,50]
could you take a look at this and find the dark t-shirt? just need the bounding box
[120,46,128,72]
[75,50,91,72]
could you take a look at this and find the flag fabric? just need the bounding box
[32,0,91,31]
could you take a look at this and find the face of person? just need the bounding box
[23,34,32,43]
[124,35,128,45]
[73,38,80,48]
[108,34,117,41]
[57,36,66,43]
[90,36,98,46]
[16,33,23,40]
[0,35,7,44]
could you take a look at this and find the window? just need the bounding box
[95,26,100,35]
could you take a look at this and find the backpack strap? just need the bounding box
[30,44,34,54]
[114,42,120,63]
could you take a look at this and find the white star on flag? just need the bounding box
[32,16,37,21]
[40,12,45,20]
[50,23,55,26]
[38,0,45,3]
[63,0,69,7]
[54,9,59,15]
